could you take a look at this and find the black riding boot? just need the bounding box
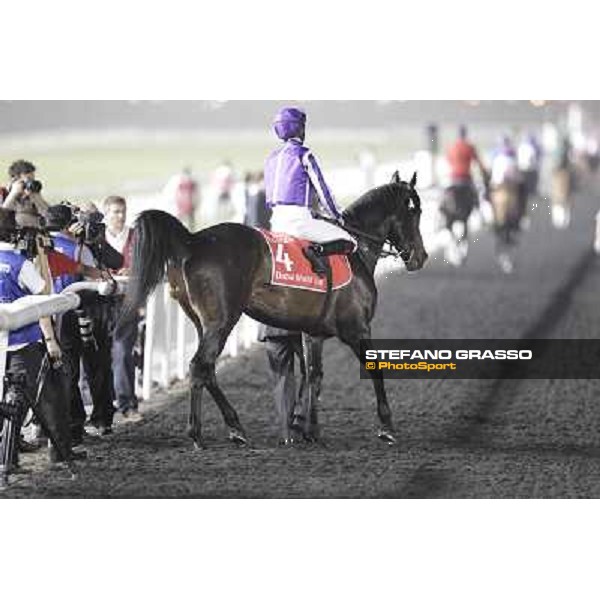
[303,240,355,276]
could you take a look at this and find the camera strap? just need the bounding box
[76,240,84,264]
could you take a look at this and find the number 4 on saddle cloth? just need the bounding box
[259,229,353,293]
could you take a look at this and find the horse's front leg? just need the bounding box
[343,333,397,445]
[310,337,323,432]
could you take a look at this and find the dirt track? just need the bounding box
[3,174,600,498]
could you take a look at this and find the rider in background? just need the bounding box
[490,135,520,189]
[447,125,488,186]
[517,132,543,228]
[489,135,523,273]
[264,107,356,275]
[445,125,488,202]
[517,132,542,195]
[550,133,574,228]
[490,134,522,225]
[553,133,573,179]
[442,125,489,233]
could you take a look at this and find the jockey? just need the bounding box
[517,132,543,206]
[446,125,488,188]
[517,133,542,171]
[264,107,356,275]
[490,135,520,188]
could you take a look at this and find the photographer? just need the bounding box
[1,160,49,229]
[104,195,141,421]
[0,207,78,467]
[48,202,121,437]
[46,204,104,442]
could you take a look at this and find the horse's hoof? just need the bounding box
[228,429,248,446]
[290,415,306,433]
[377,429,398,446]
[303,432,320,444]
[288,433,306,445]
[193,439,206,451]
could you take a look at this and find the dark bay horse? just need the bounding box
[124,171,428,448]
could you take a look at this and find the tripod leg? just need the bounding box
[0,382,26,488]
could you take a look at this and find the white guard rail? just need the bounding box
[0,281,126,401]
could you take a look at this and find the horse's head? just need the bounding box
[385,171,428,271]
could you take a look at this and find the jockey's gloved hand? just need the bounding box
[336,215,345,227]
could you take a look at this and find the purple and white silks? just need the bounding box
[264,139,355,246]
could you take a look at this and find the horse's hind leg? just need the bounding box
[186,318,246,448]
[205,365,247,445]
[188,348,207,450]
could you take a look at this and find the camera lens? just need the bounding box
[24,180,42,193]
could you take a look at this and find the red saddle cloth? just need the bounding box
[259,229,353,293]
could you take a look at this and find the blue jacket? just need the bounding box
[264,139,342,219]
[0,249,42,347]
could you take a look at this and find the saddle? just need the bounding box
[258,229,352,293]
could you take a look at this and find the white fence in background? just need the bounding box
[141,287,260,400]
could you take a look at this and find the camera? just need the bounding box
[13,225,53,260]
[75,308,97,349]
[23,179,43,194]
[75,209,106,244]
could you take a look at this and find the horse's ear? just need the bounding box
[410,171,417,188]
[391,170,401,185]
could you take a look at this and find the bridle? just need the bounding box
[314,181,422,263]
[316,214,411,261]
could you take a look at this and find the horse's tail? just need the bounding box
[123,210,193,321]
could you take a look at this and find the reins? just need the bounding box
[314,213,402,260]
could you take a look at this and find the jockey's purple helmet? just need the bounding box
[273,107,306,141]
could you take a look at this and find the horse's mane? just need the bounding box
[343,182,407,227]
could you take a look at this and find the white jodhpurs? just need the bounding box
[270,205,356,248]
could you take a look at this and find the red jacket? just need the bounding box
[47,249,82,277]
[447,140,478,180]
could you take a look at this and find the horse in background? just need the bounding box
[438,181,483,266]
